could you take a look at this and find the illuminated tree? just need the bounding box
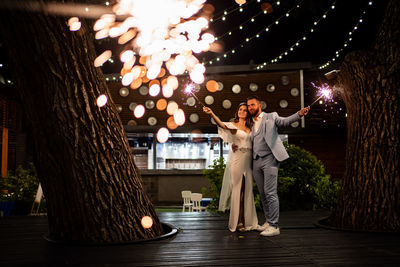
[329,0,400,231]
[0,7,163,243]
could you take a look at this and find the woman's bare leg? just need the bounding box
[237,175,245,231]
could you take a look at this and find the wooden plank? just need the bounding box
[0,211,400,266]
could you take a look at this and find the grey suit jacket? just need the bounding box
[251,112,300,162]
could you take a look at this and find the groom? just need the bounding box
[247,96,309,236]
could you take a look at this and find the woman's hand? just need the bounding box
[203,106,213,115]
[203,106,227,129]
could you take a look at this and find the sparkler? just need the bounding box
[309,82,333,107]
[184,84,205,107]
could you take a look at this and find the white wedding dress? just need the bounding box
[218,122,258,232]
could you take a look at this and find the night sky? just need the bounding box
[201,0,387,67]
[96,0,388,74]
[0,0,388,83]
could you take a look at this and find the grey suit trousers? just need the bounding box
[253,153,280,228]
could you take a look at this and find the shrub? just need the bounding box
[202,157,226,211]
[276,142,341,210]
[1,163,39,202]
[0,163,43,215]
[203,144,341,211]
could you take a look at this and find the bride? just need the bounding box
[203,103,258,232]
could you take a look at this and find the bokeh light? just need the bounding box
[202,3,215,15]
[122,72,134,86]
[235,0,246,4]
[167,76,179,90]
[166,101,178,115]
[120,50,135,63]
[206,80,218,92]
[167,116,178,130]
[68,17,79,26]
[118,29,137,44]
[96,94,108,107]
[68,17,81,31]
[261,2,274,13]
[173,108,185,126]
[130,78,142,89]
[162,84,174,98]
[134,104,145,118]
[69,21,81,31]
[157,127,169,143]
[158,68,166,78]
[94,50,112,67]
[86,0,219,130]
[141,216,153,229]
[92,0,215,95]
[149,84,161,96]
[156,99,167,110]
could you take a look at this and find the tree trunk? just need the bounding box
[0,5,163,243]
[329,0,400,231]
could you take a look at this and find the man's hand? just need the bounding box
[232,144,238,152]
[298,106,310,117]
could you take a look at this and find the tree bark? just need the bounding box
[0,4,163,242]
[329,0,400,231]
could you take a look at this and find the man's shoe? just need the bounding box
[256,222,270,232]
[260,227,280,237]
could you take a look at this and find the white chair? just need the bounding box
[191,193,207,212]
[181,190,193,212]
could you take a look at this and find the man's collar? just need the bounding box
[253,111,263,121]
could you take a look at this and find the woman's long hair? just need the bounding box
[233,102,253,129]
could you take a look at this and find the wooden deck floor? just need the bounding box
[1,211,400,266]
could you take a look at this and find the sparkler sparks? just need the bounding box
[184,84,205,107]
[309,82,334,107]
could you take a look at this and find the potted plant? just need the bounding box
[0,180,15,216]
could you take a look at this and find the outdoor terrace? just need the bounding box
[1,210,399,266]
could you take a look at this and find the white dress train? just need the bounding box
[218,122,258,232]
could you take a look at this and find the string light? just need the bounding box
[319,1,373,69]
[210,0,283,25]
[101,0,257,70]
[97,0,372,76]
[210,0,254,23]
[215,10,263,41]
[215,0,303,41]
[254,0,337,69]
[207,0,305,65]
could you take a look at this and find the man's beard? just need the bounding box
[249,109,258,117]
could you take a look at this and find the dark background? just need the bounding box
[0,0,387,80]
[95,0,387,74]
